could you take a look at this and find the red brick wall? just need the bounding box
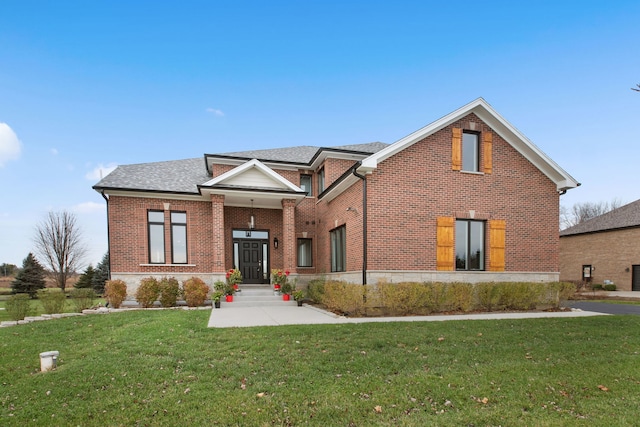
[108,113,561,280]
[364,113,559,272]
[560,228,640,291]
[108,196,214,274]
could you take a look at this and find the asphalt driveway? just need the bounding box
[568,301,640,315]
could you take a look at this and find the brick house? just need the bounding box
[93,98,579,293]
[560,199,640,291]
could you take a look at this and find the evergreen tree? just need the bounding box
[92,252,109,294]
[75,265,95,289]
[11,253,47,298]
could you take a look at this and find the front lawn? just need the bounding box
[2,310,639,425]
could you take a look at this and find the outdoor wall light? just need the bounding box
[274,237,279,249]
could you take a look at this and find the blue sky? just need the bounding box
[1,1,639,268]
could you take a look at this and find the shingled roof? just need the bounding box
[93,142,388,194]
[560,199,640,236]
[213,142,388,164]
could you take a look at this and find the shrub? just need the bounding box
[71,288,96,312]
[6,293,31,320]
[136,277,160,308]
[322,281,367,316]
[475,282,505,311]
[544,282,577,307]
[442,282,474,312]
[603,284,616,291]
[37,288,67,314]
[592,284,603,290]
[306,279,326,303]
[104,279,127,308]
[378,282,434,316]
[501,283,544,310]
[182,277,210,307]
[158,276,180,307]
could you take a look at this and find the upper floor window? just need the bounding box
[300,174,313,196]
[171,211,187,264]
[318,168,325,193]
[462,131,480,172]
[297,238,313,267]
[148,210,165,264]
[455,219,484,270]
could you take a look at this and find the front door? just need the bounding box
[240,240,264,284]
[632,265,640,291]
[233,229,270,284]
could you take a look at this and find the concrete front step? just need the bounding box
[224,285,297,307]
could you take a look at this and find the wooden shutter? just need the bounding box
[488,219,505,271]
[436,217,455,271]
[483,132,492,174]
[452,128,462,171]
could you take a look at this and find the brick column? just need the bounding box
[211,194,226,272]
[282,199,296,273]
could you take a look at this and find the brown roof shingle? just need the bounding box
[560,199,640,236]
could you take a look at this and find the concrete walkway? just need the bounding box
[207,303,607,328]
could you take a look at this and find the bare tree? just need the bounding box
[632,84,640,92]
[33,211,88,290]
[560,199,623,230]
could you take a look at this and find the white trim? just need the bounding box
[202,159,304,192]
[358,98,579,192]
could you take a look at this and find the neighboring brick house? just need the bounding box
[93,98,579,293]
[560,199,640,291]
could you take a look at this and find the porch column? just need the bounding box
[211,194,226,272]
[282,199,296,273]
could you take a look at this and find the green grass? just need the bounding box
[2,311,640,426]
[586,299,640,306]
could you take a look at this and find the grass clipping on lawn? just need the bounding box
[2,310,640,425]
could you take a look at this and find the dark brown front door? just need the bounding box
[239,240,265,284]
[632,265,640,291]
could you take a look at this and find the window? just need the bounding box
[455,220,484,270]
[462,131,479,172]
[171,211,187,264]
[297,238,313,267]
[330,226,346,272]
[318,168,325,193]
[300,174,313,196]
[148,211,165,264]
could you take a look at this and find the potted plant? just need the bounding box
[224,283,235,302]
[292,289,304,306]
[212,291,223,308]
[271,268,290,292]
[226,268,242,292]
[280,281,293,301]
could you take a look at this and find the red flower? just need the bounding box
[226,271,230,278]
[285,270,290,276]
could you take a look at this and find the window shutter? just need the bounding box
[483,132,493,174]
[488,219,505,271]
[436,217,455,271]
[452,128,462,171]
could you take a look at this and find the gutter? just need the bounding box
[352,168,367,285]
[100,191,111,280]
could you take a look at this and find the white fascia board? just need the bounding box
[100,189,206,201]
[472,105,579,191]
[321,175,360,203]
[361,97,579,192]
[202,159,303,192]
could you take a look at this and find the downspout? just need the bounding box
[100,191,111,280]
[352,168,367,285]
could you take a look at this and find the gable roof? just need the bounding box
[359,98,579,192]
[560,199,640,236]
[320,98,579,203]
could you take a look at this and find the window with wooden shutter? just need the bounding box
[483,132,493,174]
[452,128,462,171]
[488,219,505,271]
[436,217,455,271]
